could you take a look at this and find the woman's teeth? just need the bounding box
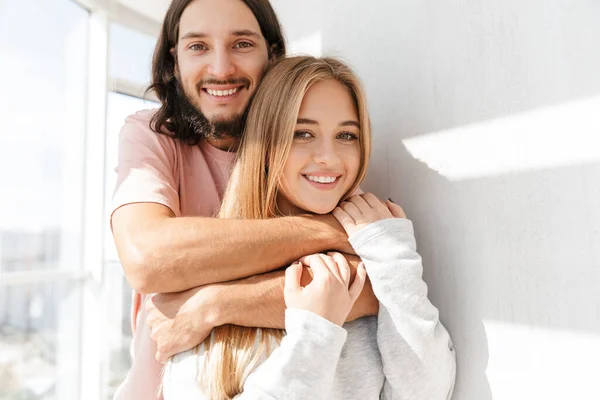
[206,88,239,97]
[306,175,338,184]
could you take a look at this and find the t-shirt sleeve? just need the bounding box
[111,112,181,221]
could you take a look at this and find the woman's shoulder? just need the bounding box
[163,348,209,399]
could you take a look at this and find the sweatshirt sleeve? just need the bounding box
[348,218,456,400]
[237,308,348,399]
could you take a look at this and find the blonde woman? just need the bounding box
[162,56,456,400]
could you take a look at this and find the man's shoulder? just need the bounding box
[120,108,177,147]
[124,108,160,128]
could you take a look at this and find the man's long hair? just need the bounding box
[147,0,286,145]
[198,56,373,399]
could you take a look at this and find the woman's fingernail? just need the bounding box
[387,198,395,203]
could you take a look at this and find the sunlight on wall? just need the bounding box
[483,319,600,400]
[402,95,600,181]
[287,31,322,56]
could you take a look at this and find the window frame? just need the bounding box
[0,1,161,399]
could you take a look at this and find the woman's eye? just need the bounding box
[337,132,358,141]
[234,41,254,49]
[189,43,207,51]
[294,130,313,140]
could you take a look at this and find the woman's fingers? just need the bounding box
[328,252,351,286]
[319,253,342,281]
[300,254,330,281]
[386,200,406,218]
[284,262,303,294]
[348,262,367,302]
[333,206,355,226]
[346,194,371,213]
[340,200,363,221]
[362,193,388,212]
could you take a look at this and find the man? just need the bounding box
[111,0,378,398]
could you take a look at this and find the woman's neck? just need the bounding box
[276,195,306,216]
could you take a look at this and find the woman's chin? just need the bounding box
[303,204,337,215]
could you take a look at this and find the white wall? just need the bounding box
[270,1,600,399]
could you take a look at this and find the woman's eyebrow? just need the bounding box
[339,121,360,128]
[297,118,318,125]
[297,118,360,128]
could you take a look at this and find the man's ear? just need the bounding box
[170,47,180,79]
[268,44,279,64]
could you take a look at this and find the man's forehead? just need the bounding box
[179,0,263,40]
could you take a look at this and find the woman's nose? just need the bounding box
[313,142,342,166]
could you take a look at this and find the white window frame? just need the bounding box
[0,1,161,399]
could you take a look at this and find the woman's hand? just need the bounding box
[284,252,367,326]
[333,193,406,237]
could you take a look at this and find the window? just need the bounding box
[0,0,90,398]
[102,92,159,398]
[102,22,160,398]
[0,1,160,399]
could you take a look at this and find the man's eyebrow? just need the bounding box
[180,30,262,42]
[232,30,262,39]
[297,118,361,128]
[180,31,207,41]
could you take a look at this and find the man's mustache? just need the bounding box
[196,78,250,90]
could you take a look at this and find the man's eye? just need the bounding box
[234,41,254,49]
[337,132,358,141]
[294,130,313,140]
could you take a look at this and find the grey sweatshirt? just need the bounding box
[163,218,456,400]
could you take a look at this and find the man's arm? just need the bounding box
[112,202,351,293]
[147,256,378,362]
[211,257,378,328]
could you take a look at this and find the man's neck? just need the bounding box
[205,136,239,152]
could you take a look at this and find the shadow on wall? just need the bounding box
[271,1,600,399]
[384,140,494,400]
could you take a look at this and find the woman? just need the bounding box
[162,56,456,400]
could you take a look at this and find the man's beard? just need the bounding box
[176,81,247,141]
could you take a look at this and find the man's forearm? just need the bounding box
[114,203,350,293]
[213,265,379,330]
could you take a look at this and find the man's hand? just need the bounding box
[334,194,406,237]
[146,285,221,363]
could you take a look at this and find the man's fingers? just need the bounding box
[156,351,167,363]
[284,262,303,293]
[386,200,407,218]
[348,262,367,302]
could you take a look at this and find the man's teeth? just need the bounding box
[207,88,239,97]
[306,175,338,184]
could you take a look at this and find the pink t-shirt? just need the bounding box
[111,109,235,400]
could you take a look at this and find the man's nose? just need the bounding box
[207,48,235,79]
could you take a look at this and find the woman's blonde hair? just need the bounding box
[198,56,372,399]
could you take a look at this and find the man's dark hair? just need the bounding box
[147,0,286,145]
